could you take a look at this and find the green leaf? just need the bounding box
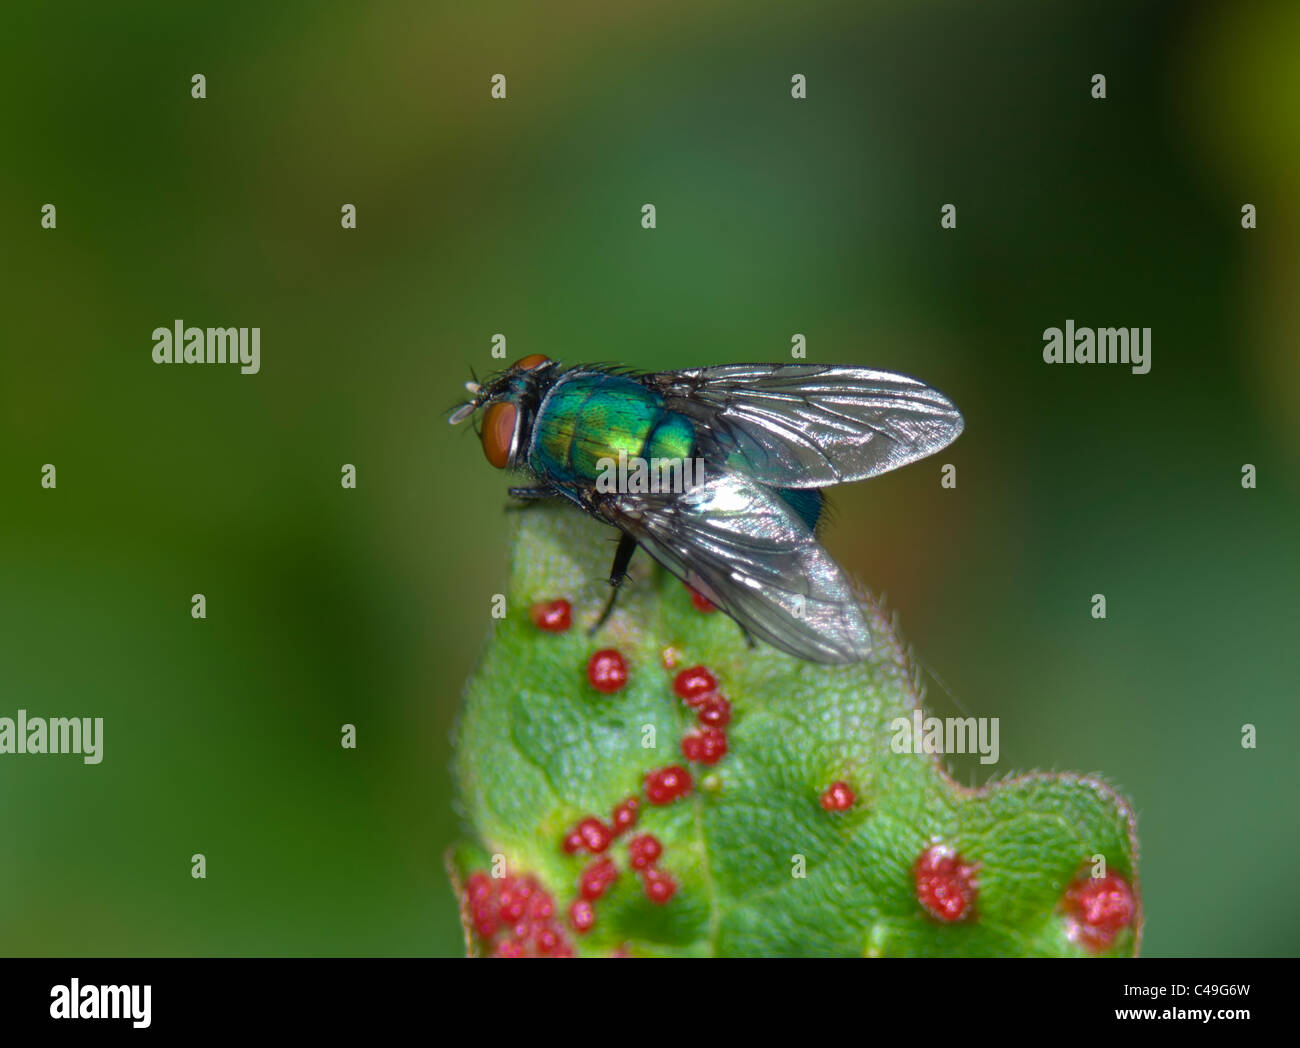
[450,506,1141,957]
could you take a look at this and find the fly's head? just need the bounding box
[448,354,556,469]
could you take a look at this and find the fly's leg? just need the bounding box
[505,485,556,511]
[737,623,757,649]
[590,533,637,634]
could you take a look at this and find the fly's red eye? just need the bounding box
[514,354,550,370]
[481,401,517,469]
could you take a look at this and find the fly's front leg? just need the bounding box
[590,533,637,634]
[505,485,557,511]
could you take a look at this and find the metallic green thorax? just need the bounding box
[529,373,696,484]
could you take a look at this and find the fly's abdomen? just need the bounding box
[530,373,695,485]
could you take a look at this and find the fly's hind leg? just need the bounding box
[590,533,637,634]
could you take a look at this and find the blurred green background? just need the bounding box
[2,0,1297,957]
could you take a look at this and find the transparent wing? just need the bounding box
[599,473,871,664]
[648,363,963,489]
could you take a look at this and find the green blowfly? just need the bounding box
[449,354,963,664]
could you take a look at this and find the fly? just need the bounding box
[449,356,963,664]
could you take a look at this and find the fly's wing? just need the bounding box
[598,473,871,664]
[646,364,963,489]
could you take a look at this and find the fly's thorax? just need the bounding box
[528,372,696,484]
